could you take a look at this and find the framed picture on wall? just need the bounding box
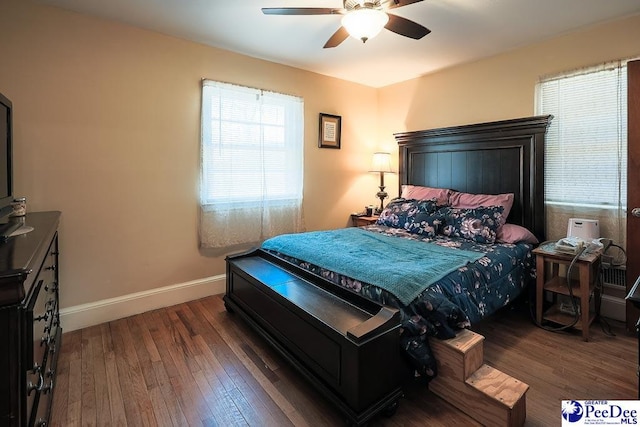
[318,113,341,149]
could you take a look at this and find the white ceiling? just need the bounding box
[37,0,640,88]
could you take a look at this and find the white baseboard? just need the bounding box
[59,275,226,332]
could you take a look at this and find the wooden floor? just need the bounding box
[51,295,636,427]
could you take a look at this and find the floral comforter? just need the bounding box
[264,224,534,381]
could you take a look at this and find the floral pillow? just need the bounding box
[449,191,513,226]
[405,210,445,237]
[376,198,438,230]
[440,206,504,244]
[415,198,439,213]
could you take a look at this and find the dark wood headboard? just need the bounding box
[394,115,552,241]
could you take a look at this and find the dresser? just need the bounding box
[0,211,61,427]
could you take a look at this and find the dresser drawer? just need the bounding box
[28,325,60,427]
[26,280,48,378]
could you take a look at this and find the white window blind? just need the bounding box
[536,62,627,208]
[201,80,304,206]
[199,80,304,248]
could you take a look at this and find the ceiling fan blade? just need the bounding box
[385,14,430,39]
[384,0,424,10]
[324,26,350,48]
[262,8,345,16]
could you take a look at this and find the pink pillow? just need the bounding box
[401,185,451,206]
[497,224,539,244]
[449,191,514,225]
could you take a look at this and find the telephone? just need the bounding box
[554,236,606,255]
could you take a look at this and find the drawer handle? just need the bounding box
[27,372,44,395]
[34,313,49,322]
[44,283,58,292]
[42,378,53,394]
[45,265,56,271]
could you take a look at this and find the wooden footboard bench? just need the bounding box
[224,248,409,426]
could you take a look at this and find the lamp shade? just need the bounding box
[342,8,389,43]
[369,152,393,173]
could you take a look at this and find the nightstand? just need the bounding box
[533,242,601,341]
[351,214,379,227]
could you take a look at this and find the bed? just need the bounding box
[224,115,552,426]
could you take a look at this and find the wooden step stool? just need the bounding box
[429,329,529,426]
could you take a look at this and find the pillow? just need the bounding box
[401,185,451,206]
[405,210,445,237]
[440,206,504,244]
[497,223,539,244]
[448,191,514,225]
[376,198,438,230]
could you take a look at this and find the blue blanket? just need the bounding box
[262,227,484,306]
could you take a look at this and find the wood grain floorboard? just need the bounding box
[51,294,636,426]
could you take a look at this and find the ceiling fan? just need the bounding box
[262,0,431,48]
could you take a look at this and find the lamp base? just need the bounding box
[376,187,388,212]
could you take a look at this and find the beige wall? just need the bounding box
[379,14,640,134]
[1,0,639,311]
[0,0,381,308]
[378,14,640,201]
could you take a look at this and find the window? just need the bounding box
[535,60,628,245]
[199,80,304,248]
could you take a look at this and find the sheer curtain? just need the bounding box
[536,60,628,247]
[199,80,304,249]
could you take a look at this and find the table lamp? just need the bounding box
[369,152,393,214]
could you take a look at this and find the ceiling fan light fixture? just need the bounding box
[341,8,389,43]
